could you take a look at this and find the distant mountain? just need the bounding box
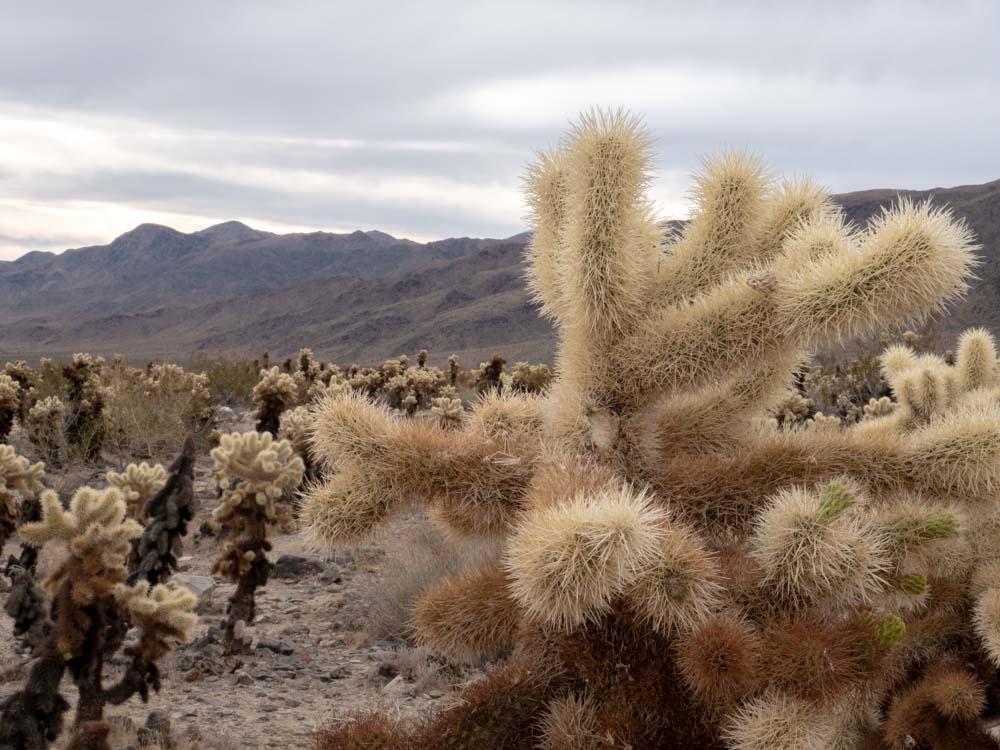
[1,179,998,365]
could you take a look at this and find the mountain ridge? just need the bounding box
[2,179,999,365]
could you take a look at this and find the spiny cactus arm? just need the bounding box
[113,580,196,649]
[620,201,974,398]
[747,177,837,263]
[0,372,20,439]
[750,483,890,606]
[559,108,659,342]
[648,403,1000,528]
[299,464,393,548]
[504,483,667,631]
[956,327,999,391]
[410,563,521,661]
[623,521,724,635]
[676,614,762,709]
[211,431,304,510]
[303,393,541,546]
[652,150,770,301]
[723,690,837,750]
[778,200,977,347]
[524,147,570,324]
[309,391,398,467]
[901,402,1000,502]
[0,444,46,497]
[882,659,989,747]
[636,349,803,458]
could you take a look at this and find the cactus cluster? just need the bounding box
[347,354,456,413]
[303,110,998,748]
[210,431,304,652]
[0,484,196,750]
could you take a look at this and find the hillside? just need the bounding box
[1,179,998,365]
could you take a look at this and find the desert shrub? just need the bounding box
[191,356,259,405]
[22,396,70,465]
[303,110,990,748]
[101,359,213,459]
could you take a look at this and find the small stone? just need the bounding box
[185,668,202,682]
[322,666,350,681]
[377,661,399,679]
[373,638,409,651]
[172,573,216,597]
[234,671,254,686]
[273,554,326,580]
[256,638,295,655]
[428,690,444,699]
[319,565,343,584]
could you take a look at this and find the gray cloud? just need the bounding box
[0,0,998,259]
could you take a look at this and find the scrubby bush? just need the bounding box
[302,109,992,747]
[22,396,69,465]
[102,359,213,458]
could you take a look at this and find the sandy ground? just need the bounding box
[0,416,467,749]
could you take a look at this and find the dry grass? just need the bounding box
[342,511,500,643]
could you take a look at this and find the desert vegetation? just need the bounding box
[2,109,997,750]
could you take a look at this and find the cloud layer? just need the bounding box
[1,0,997,259]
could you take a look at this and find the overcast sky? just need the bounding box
[0,1,998,260]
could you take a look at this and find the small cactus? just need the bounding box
[210,431,303,652]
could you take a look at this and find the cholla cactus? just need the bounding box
[475,354,506,394]
[509,361,554,394]
[770,389,815,428]
[252,366,298,435]
[302,110,997,747]
[279,405,318,479]
[127,435,196,585]
[0,484,194,749]
[106,461,167,519]
[0,372,20,442]
[430,396,465,429]
[211,431,304,652]
[62,353,107,459]
[448,354,461,386]
[0,445,45,550]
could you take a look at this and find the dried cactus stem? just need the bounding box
[127,435,196,585]
[221,535,271,653]
[0,643,70,750]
